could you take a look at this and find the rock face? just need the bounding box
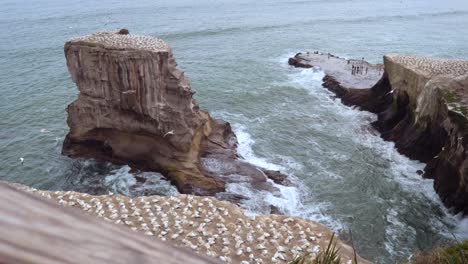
[63,31,286,200]
[289,52,468,214]
[378,55,468,214]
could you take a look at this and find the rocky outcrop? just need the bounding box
[289,52,468,214]
[377,56,468,213]
[62,31,286,201]
[288,52,391,113]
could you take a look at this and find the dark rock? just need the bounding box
[215,192,248,204]
[288,55,313,68]
[134,175,146,183]
[270,205,282,215]
[263,170,293,186]
[118,28,129,35]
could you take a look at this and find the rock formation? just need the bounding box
[289,52,468,214]
[10,182,370,264]
[378,55,468,214]
[62,31,288,202]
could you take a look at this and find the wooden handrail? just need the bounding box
[0,183,219,264]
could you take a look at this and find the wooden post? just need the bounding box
[0,183,219,264]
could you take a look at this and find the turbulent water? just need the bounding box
[2,0,468,262]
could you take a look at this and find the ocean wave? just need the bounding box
[158,23,285,40]
[234,124,284,171]
[384,207,417,259]
[104,166,179,197]
[305,10,468,25]
[230,123,343,229]
[158,10,468,41]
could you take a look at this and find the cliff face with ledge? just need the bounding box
[289,53,468,214]
[377,55,468,213]
[63,32,288,200]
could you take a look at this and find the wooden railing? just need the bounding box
[0,183,219,264]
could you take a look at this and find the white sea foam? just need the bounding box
[287,68,327,92]
[384,207,417,258]
[104,166,137,196]
[228,123,343,229]
[455,215,468,239]
[231,124,299,216]
[104,166,179,197]
[274,154,305,171]
[234,124,284,171]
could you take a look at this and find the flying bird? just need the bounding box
[19,157,24,165]
[163,130,174,137]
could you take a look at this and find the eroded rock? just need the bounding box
[62,31,288,201]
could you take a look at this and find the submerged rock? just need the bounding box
[289,52,468,214]
[62,31,287,201]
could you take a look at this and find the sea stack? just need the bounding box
[289,52,468,214]
[62,31,288,200]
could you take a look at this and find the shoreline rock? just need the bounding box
[62,31,288,205]
[10,182,370,264]
[289,52,468,214]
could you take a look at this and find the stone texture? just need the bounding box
[63,31,286,201]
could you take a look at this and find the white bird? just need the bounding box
[19,157,24,165]
[163,130,174,137]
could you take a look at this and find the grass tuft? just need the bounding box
[289,233,344,264]
[409,241,468,264]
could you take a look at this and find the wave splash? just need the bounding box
[227,124,343,230]
[280,53,468,261]
[104,166,179,197]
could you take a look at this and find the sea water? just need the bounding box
[1,0,468,262]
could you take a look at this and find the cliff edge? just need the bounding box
[289,52,468,214]
[378,55,468,213]
[63,31,288,201]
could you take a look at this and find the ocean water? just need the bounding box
[1,0,468,262]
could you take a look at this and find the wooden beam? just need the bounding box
[0,183,219,264]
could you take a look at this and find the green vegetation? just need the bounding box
[288,233,468,264]
[451,105,468,116]
[408,241,468,264]
[443,90,468,116]
[164,166,178,172]
[443,90,461,104]
[289,233,358,264]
